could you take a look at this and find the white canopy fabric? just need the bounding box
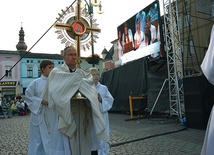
[201,25,214,85]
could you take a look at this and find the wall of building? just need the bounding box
[0,52,20,98]
[177,0,214,75]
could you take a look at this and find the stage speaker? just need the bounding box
[183,74,214,130]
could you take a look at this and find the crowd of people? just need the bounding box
[0,94,29,118]
[25,46,114,155]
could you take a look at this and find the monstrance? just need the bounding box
[54,0,101,68]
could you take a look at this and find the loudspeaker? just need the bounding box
[183,74,214,130]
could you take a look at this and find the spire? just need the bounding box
[16,23,27,51]
[101,46,108,60]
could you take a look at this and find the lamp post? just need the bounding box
[83,0,104,67]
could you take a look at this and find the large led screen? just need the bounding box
[117,0,162,64]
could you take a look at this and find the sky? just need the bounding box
[0,0,163,58]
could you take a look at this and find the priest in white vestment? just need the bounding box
[42,46,109,155]
[200,25,214,155]
[25,60,71,155]
[90,68,114,155]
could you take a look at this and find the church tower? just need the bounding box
[16,26,27,51]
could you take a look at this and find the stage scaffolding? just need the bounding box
[162,0,184,121]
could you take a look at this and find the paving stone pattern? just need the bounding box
[0,113,205,155]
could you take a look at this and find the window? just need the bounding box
[187,39,195,57]
[38,67,42,77]
[184,12,191,27]
[5,57,12,61]
[27,65,33,77]
[5,66,12,78]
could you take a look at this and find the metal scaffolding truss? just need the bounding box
[162,0,184,120]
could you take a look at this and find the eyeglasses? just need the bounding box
[65,53,76,57]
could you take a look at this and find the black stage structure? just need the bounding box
[100,57,214,130]
[100,57,169,115]
[183,75,214,130]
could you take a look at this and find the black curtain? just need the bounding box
[100,57,147,112]
[147,70,169,113]
[100,57,169,114]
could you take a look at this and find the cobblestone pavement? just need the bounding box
[109,113,205,155]
[0,113,205,155]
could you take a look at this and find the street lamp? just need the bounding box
[83,0,104,14]
[82,0,104,66]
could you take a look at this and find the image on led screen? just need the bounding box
[117,0,162,64]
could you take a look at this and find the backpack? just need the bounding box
[20,111,26,116]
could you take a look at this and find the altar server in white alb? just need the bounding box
[25,60,54,155]
[90,67,114,155]
[200,25,214,155]
[25,59,71,155]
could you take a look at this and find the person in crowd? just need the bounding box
[117,30,123,58]
[1,97,7,106]
[17,98,25,115]
[20,93,25,102]
[11,100,19,116]
[145,14,159,58]
[42,46,108,155]
[0,98,6,112]
[123,22,131,44]
[0,97,12,118]
[134,17,144,49]
[15,94,22,100]
[4,99,13,118]
[145,15,158,58]
[143,25,152,47]
[90,67,114,155]
[146,15,157,43]
[123,22,134,53]
[7,97,11,103]
[25,59,71,155]
[135,11,146,38]
[15,98,20,106]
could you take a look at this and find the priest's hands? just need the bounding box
[41,100,48,106]
[98,93,102,103]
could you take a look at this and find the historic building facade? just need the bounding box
[0,27,103,98]
[0,50,21,99]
